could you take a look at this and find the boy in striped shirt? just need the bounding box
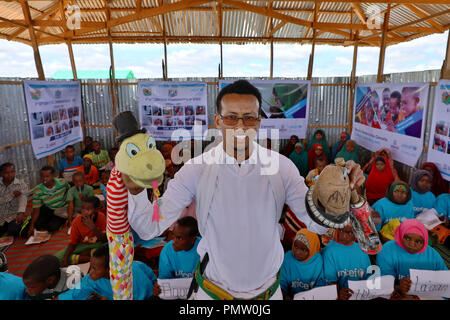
[58,145,83,183]
[90,141,110,169]
[27,166,70,237]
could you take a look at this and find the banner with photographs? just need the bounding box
[351,82,429,167]
[427,79,450,181]
[24,80,83,159]
[138,81,208,140]
[219,80,311,139]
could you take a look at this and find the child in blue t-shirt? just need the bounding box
[372,181,415,233]
[58,145,83,183]
[321,224,372,300]
[0,272,28,300]
[58,244,156,300]
[435,193,450,221]
[153,216,200,298]
[376,219,447,299]
[280,229,325,299]
[409,170,436,217]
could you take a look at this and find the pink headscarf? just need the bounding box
[394,219,428,254]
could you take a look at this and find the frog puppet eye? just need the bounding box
[147,136,156,149]
[126,143,140,158]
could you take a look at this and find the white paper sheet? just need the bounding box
[293,285,337,300]
[348,275,395,300]
[408,269,450,298]
[25,230,51,245]
[157,278,193,300]
[415,209,443,230]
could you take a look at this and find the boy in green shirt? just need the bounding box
[89,141,110,169]
[27,166,69,237]
[66,172,94,226]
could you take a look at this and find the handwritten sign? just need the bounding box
[348,275,395,300]
[293,285,337,300]
[415,209,443,230]
[157,278,192,300]
[408,269,450,298]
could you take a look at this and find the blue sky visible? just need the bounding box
[0,30,447,79]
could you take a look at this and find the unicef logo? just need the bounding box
[143,88,152,96]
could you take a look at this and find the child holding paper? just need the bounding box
[321,224,372,300]
[305,157,326,187]
[435,193,450,222]
[153,217,200,297]
[66,172,94,226]
[280,229,325,300]
[58,245,156,300]
[376,219,448,299]
[409,170,436,217]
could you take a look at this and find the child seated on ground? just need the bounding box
[76,154,99,186]
[55,196,106,267]
[0,252,27,300]
[66,172,94,226]
[153,217,200,297]
[305,157,326,187]
[280,229,325,300]
[372,181,415,238]
[58,145,83,183]
[409,170,436,217]
[435,193,450,223]
[321,224,372,300]
[22,255,77,300]
[99,170,110,206]
[58,244,156,300]
[100,147,118,171]
[365,156,395,205]
[376,219,448,299]
[89,141,110,169]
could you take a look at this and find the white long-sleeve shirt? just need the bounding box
[0,177,28,226]
[127,142,328,293]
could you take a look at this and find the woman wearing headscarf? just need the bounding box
[409,170,436,217]
[280,229,325,299]
[371,181,415,233]
[289,142,309,178]
[331,132,350,162]
[376,219,448,299]
[307,129,331,162]
[365,156,395,205]
[282,135,300,158]
[335,140,359,164]
[421,162,449,197]
[307,143,328,171]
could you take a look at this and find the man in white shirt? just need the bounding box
[121,80,361,300]
[0,163,28,237]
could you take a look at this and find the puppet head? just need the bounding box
[113,111,165,188]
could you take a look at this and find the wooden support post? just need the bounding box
[348,33,359,134]
[307,3,319,81]
[270,39,274,79]
[161,0,168,80]
[377,4,391,83]
[219,0,223,79]
[441,31,450,80]
[105,1,118,139]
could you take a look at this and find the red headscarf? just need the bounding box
[308,143,328,170]
[365,156,395,204]
[394,219,428,254]
[421,162,449,196]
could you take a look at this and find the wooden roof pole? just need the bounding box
[348,31,359,134]
[105,0,118,141]
[160,0,168,80]
[307,3,319,81]
[441,31,450,80]
[219,0,223,79]
[376,3,391,83]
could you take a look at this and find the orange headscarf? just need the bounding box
[292,229,321,262]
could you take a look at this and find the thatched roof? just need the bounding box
[0,0,449,48]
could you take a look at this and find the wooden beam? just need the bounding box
[403,4,445,33]
[350,3,366,25]
[348,32,359,133]
[377,4,391,83]
[441,31,450,80]
[307,3,319,80]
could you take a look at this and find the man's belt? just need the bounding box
[194,260,281,300]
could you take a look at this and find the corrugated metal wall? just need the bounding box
[0,70,441,187]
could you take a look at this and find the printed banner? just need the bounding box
[138,81,208,140]
[351,82,429,167]
[24,80,83,159]
[219,80,311,139]
[427,79,450,181]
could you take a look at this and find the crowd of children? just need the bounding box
[1,131,449,300]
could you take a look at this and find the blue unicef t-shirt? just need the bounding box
[58,156,83,174]
[58,261,156,300]
[372,197,415,231]
[321,241,371,288]
[158,237,200,279]
[0,272,28,300]
[376,240,448,281]
[435,194,450,219]
[280,251,325,296]
[411,190,436,217]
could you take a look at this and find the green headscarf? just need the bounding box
[289,142,309,178]
[335,140,360,164]
[307,129,331,162]
[386,180,411,204]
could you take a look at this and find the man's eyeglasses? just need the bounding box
[219,114,261,126]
